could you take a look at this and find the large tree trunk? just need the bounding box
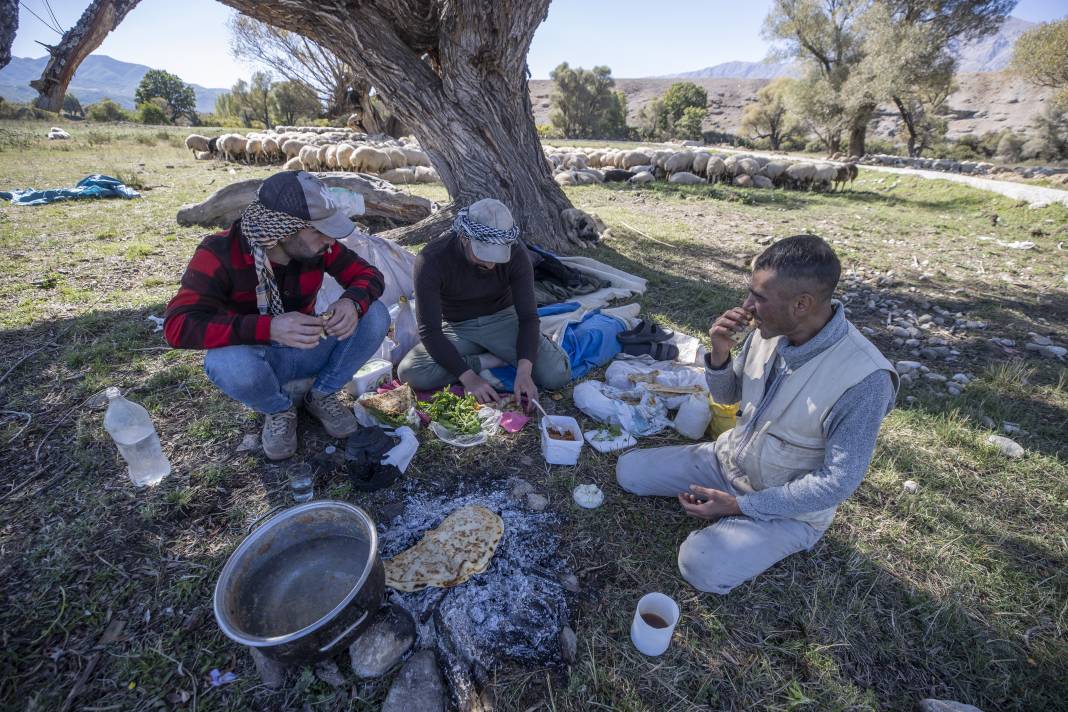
[847,103,876,158]
[30,0,141,111]
[217,0,593,252]
[892,96,920,157]
[0,0,17,70]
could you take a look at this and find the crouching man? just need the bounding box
[617,235,898,594]
[398,198,570,408]
[164,171,389,459]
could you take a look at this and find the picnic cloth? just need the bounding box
[0,174,141,205]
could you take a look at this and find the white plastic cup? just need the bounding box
[630,592,680,656]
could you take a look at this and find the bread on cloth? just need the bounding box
[384,505,504,592]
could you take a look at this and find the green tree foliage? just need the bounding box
[61,93,83,118]
[137,99,169,125]
[740,78,797,150]
[134,69,197,123]
[86,98,129,122]
[246,72,273,129]
[674,106,706,141]
[215,79,255,127]
[1011,19,1068,110]
[271,80,322,125]
[659,82,707,134]
[785,72,849,152]
[548,63,629,139]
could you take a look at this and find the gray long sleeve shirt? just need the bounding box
[704,303,897,521]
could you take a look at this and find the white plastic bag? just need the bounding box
[390,297,420,366]
[382,426,419,473]
[583,428,637,453]
[316,225,417,312]
[429,407,502,447]
[605,359,707,410]
[353,392,420,430]
[673,394,712,440]
[572,380,671,437]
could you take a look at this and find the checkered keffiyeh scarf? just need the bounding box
[240,201,309,316]
[452,207,519,246]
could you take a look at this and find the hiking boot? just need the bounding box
[305,389,360,438]
[262,408,298,461]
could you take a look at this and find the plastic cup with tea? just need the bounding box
[630,592,680,656]
[288,463,315,503]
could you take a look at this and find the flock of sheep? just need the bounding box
[184,126,441,185]
[546,146,859,192]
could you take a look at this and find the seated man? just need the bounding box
[617,235,898,594]
[164,170,389,460]
[398,198,570,407]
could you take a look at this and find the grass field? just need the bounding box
[1,121,1066,712]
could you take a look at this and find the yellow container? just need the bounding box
[706,397,739,439]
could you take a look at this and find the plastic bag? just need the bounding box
[583,428,637,453]
[382,426,419,473]
[353,392,420,430]
[390,297,419,366]
[316,225,416,312]
[572,380,671,437]
[429,407,502,447]
[605,359,707,410]
[707,398,739,439]
[673,394,712,439]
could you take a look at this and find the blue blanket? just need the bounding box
[0,174,141,206]
[490,303,625,391]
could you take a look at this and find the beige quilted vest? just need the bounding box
[714,320,896,529]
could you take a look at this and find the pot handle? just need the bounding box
[247,505,285,534]
[318,609,370,655]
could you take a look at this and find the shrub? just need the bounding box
[996,131,1025,162]
[85,130,113,146]
[87,99,129,122]
[137,100,170,125]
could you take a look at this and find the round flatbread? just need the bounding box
[384,505,504,592]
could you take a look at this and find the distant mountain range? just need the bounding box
[0,54,228,112]
[665,15,1037,80]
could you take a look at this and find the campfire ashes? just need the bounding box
[377,478,571,672]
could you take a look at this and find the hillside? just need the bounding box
[529,72,1054,140]
[0,55,227,112]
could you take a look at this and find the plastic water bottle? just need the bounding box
[103,387,171,487]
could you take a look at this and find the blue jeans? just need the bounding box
[204,300,390,414]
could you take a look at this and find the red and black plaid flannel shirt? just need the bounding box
[164,221,385,349]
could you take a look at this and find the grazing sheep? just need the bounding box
[185,133,211,155]
[785,162,816,190]
[262,137,281,163]
[554,171,579,186]
[336,143,356,171]
[283,156,303,170]
[400,147,431,167]
[324,145,339,170]
[603,169,635,182]
[194,150,212,160]
[299,145,322,171]
[316,145,331,168]
[382,167,416,184]
[734,174,753,188]
[621,151,651,169]
[812,163,838,191]
[738,158,761,176]
[723,155,740,177]
[692,152,710,175]
[413,166,440,183]
[245,137,264,165]
[705,156,726,182]
[763,161,788,183]
[669,171,706,185]
[281,139,306,159]
[219,134,247,163]
[564,153,588,170]
[48,126,71,140]
[833,163,859,191]
[665,152,695,175]
[752,175,774,189]
[385,148,407,170]
[629,171,656,184]
[353,146,390,173]
[208,136,219,157]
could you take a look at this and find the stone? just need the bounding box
[896,360,922,373]
[1002,422,1021,434]
[952,373,970,384]
[510,479,535,499]
[986,435,1024,459]
[314,660,346,688]
[526,493,549,512]
[1040,345,1067,360]
[917,314,933,324]
[905,339,920,348]
[249,647,287,689]
[924,373,948,383]
[381,650,445,712]
[560,573,581,593]
[903,480,920,493]
[918,700,984,712]
[559,626,578,664]
[349,603,416,678]
[947,384,962,397]
[1028,333,1053,346]
[236,433,259,453]
[892,326,911,338]
[980,416,995,429]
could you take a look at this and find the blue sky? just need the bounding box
[10,0,1068,87]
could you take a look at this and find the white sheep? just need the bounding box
[705,156,726,182]
[245,137,264,165]
[299,145,322,171]
[219,134,247,163]
[185,134,211,155]
[669,171,706,185]
[664,152,695,175]
[283,156,303,170]
[692,152,710,175]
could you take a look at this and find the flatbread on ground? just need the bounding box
[384,505,504,592]
[361,384,414,418]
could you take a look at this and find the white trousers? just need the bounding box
[616,443,823,594]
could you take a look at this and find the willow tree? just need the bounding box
[216,0,595,249]
[0,0,16,70]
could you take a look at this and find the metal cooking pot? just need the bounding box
[213,500,385,665]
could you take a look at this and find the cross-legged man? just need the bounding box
[616,234,898,594]
[164,170,389,459]
[398,198,570,408]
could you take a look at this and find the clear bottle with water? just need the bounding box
[103,387,171,487]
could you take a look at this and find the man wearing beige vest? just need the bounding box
[616,235,898,594]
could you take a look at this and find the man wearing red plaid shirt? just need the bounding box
[164,171,388,460]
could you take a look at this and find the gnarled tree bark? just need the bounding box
[215,0,593,252]
[30,0,142,111]
[0,0,17,71]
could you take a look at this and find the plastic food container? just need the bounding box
[347,359,393,397]
[540,415,583,466]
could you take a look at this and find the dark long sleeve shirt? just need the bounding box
[413,232,540,378]
[704,304,897,520]
[164,221,384,349]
